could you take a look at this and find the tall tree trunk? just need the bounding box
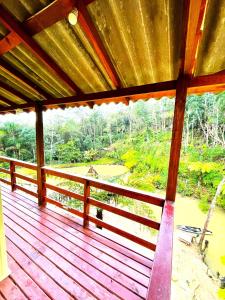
[199,177,225,251]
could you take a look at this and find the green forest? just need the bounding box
[0,92,224,212]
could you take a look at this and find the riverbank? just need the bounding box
[175,195,225,276]
[172,232,219,300]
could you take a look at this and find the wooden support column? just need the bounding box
[166,75,188,201]
[0,191,10,281]
[35,102,45,206]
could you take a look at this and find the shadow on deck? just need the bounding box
[0,184,152,300]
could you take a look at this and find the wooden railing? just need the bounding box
[0,156,165,251]
[0,155,174,298]
[0,156,37,197]
[42,166,164,251]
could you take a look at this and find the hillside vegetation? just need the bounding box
[0,92,224,211]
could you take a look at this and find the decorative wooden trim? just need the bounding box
[43,80,177,106]
[0,5,82,94]
[77,0,121,88]
[0,72,224,113]
[88,215,156,251]
[146,201,174,300]
[166,76,188,201]
[89,197,160,230]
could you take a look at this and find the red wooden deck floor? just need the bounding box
[0,184,152,300]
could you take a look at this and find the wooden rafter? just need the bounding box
[24,0,95,35]
[0,31,21,56]
[0,81,34,104]
[0,59,51,99]
[180,0,208,76]
[0,0,120,89]
[77,0,121,88]
[0,5,82,94]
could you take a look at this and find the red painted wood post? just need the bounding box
[35,102,46,206]
[83,180,90,227]
[166,75,188,201]
[9,160,16,191]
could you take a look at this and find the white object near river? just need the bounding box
[0,188,10,281]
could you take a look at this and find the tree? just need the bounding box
[199,176,225,251]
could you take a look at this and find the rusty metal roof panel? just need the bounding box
[195,0,225,76]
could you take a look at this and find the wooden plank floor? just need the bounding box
[0,184,152,300]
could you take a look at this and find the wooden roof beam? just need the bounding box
[24,0,95,36]
[180,0,208,77]
[0,31,21,56]
[0,72,225,113]
[77,1,121,88]
[0,58,51,99]
[0,1,120,88]
[0,5,82,94]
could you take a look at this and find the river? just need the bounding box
[174,195,225,276]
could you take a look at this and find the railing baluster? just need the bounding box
[41,167,46,203]
[9,161,16,192]
[83,180,90,227]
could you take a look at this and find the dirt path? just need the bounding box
[172,231,219,300]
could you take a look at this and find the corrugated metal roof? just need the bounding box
[87,0,184,86]
[195,0,225,76]
[0,0,223,110]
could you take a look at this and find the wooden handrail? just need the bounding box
[146,200,174,299]
[0,156,37,170]
[0,156,37,193]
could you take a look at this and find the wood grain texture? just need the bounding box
[0,5,81,94]
[0,184,152,300]
[166,76,188,201]
[146,200,174,300]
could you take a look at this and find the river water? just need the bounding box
[174,195,225,276]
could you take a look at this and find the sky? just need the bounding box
[0,98,172,126]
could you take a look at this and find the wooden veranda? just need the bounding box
[0,0,224,299]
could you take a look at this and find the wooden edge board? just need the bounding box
[146,200,174,300]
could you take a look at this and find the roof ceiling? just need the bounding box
[0,0,224,112]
